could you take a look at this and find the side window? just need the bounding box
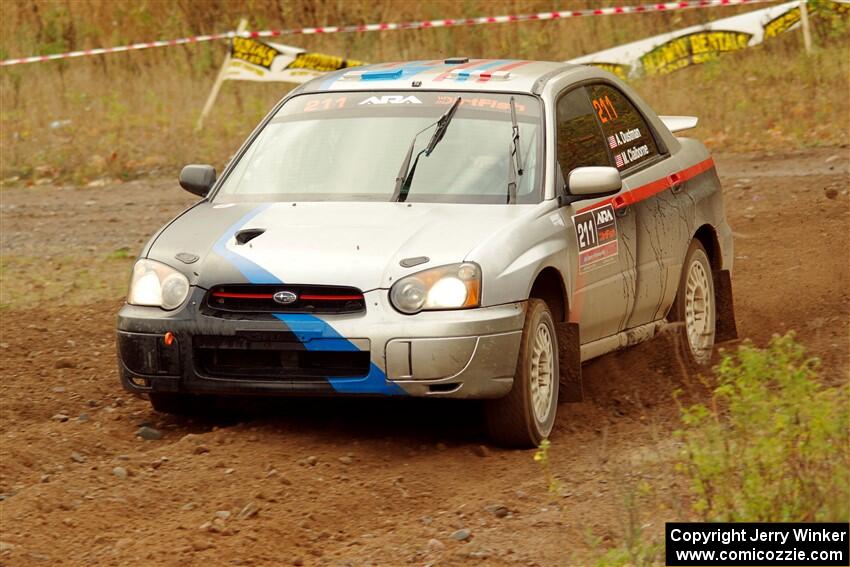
[587,84,659,172]
[555,87,612,177]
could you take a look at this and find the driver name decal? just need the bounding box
[608,127,642,149]
[572,204,619,274]
[608,126,649,168]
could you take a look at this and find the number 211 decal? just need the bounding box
[592,95,618,124]
[572,204,620,274]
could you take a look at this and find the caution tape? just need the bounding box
[0,33,234,67]
[246,0,778,37]
[1,0,778,67]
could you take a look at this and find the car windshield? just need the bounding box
[214,91,543,204]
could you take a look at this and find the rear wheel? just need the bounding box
[670,240,716,367]
[485,299,559,448]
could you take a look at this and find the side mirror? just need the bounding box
[567,166,622,198]
[179,164,216,197]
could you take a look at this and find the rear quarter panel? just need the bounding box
[614,76,731,318]
[657,137,732,315]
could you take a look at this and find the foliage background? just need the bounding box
[0,1,847,184]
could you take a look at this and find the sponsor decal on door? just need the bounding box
[572,203,619,274]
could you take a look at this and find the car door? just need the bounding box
[585,83,682,328]
[555,86,637,344]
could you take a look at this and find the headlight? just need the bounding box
[390,262,481,314]
[128,259,190,310]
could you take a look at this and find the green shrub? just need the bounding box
[677,333,849,522]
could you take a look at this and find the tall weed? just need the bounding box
[677,333,849,522]
[575,333,849,564]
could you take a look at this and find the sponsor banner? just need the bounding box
[1,0,776,67]
[568,0,850,79]
[224,37,365,83]
[568,0,850,78]
[568,1,798,77]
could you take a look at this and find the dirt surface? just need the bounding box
[1,148,848,566]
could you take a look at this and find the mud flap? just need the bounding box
[555,321,583,402]
[713,269,738,342]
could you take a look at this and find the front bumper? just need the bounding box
[117,287,524,399]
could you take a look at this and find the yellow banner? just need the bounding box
[569,0,848,78]
[225,37,366,84]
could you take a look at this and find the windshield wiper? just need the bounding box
[392,96,462,203]
[507,96,524,205]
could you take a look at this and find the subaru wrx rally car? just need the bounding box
[117,58,736,447]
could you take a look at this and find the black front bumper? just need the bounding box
[117,288,356,396]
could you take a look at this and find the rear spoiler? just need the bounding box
[659,115,699,134]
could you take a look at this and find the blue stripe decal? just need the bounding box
[212,205,279,284]
[213,206,405,395]
[319,60,442,90]
[360,69,404,80]
[274,314,406,395]
[453,59,510,81]
[387,61,442,82]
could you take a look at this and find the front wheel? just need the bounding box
[485,299,559,448]
[670,240,716,367]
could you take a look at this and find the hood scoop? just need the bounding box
[234,228,265,245]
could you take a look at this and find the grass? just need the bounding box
[0,254,132,309]
[676,334,849,523]
[533,334,849,565]
[105,246,132,260]
[0,1,847,185]
[638,42,849,152]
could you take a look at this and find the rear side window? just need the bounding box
[555,88,612,176]
[586,84,659,171]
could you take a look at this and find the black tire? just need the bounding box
[669,240,716,367]
[485,299,560,448]
[148,392,212,416]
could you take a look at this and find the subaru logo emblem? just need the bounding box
[273,291,298,305]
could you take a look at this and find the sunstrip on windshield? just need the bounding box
[278,91,540,117]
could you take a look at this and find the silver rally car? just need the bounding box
[117,58,736,447]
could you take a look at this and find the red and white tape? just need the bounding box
[1,0,777,67]
[0,32,234,67]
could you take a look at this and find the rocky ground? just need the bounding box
[0,148,848,566]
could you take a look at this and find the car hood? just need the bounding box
[146,200,537,291]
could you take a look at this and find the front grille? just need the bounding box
[205,284,366,315]
[194,333,370,380]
